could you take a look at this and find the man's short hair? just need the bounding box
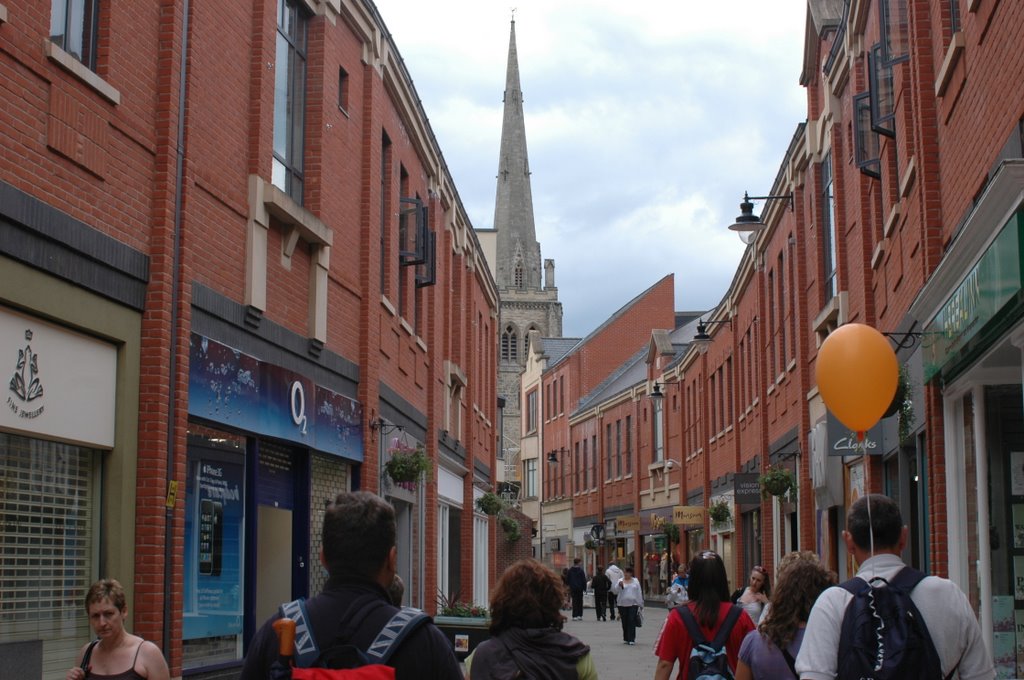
[573,558,581,565]
[323,491,396,579]
[847,494,902,550]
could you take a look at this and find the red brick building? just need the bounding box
[527,10,1024,670]
[0,2,497,678]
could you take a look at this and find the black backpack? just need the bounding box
[836,567,952,680]
[271,596,430,678]
[677,604,743,680]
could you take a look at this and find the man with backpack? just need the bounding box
[795,494,994,680]
[240,491,462,680]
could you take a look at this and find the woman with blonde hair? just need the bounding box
[734,551,836,680]
[465,559,596,679]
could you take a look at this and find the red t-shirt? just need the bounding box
[654,602,755,680]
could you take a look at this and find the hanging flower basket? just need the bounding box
[499,515,521,542]
[384,444,432,484]
[475,492,504,516]
[759,466,796,498]
[709,498,732,524]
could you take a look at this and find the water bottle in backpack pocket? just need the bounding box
[836,567,952,680]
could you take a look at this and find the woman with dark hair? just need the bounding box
[735,551,835,679]
[735,565,771,625]
[465,559,597,679]
[654,551,756,680]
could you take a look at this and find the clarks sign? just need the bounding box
[826,411,882,457]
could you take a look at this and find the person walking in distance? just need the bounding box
[567,558,588,621]
[605,561,624,621]
[654,551,756,679]
[66,579,170,680]
[240,491,461,680]
[590,565,612,621]
[795,494,994,680]
[612,566,645,645]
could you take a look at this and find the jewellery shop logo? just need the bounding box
[8,329,45,419]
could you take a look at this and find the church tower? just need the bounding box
[480,17,563,481]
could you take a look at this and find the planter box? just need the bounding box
[433,616,491,660]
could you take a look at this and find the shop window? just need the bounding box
[183,426,246,670]
[0,433,98,676]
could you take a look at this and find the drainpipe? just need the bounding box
[164,0,190,659]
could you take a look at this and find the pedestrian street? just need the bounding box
[561,604,670,678]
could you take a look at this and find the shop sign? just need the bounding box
[826,411,883,457]
[615,515,640,532]
[1,305,116,447]
[673,505,705,526]
[188,334,363,461]
[924,212,1023,381]
[733,473,761,504]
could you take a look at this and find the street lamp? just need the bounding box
[727,191,795,244]
[692,318,731,354]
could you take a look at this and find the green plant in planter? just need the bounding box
[437,590,489,618]
[759,465,796,499]
[475,492,505,516]
[384,444,432,484]
[499,515,521,542]
[708,499,732,524]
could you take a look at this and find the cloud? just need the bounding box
[376,0,808,336]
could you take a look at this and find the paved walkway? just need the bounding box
[562,604,671,678]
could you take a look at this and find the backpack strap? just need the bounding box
[887,566,927,593]
[677,605,708,646]
[364,607,431,664]
[708,605,743,651]
[280,598,320,667]
[781,646,798,679]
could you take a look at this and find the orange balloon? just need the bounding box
[816,323,899,433]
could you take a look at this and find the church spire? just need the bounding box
[493,18,541,291]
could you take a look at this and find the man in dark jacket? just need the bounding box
[567,558,588,621]
[241,491,461,680]
[590,566,612,621]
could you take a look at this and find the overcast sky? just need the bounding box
[374,1,809,338]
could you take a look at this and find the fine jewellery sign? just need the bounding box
[1,304,116,448]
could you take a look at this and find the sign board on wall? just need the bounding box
[615,516,640,532]
[0,305,116,447]
[188,334,363,461]
[733,473,762,504]
[673,505,705,526]
[826,411,883,457]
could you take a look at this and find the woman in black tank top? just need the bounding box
[66,579,170,680]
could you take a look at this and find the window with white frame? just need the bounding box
[525,389,538,434]
[272,0,308,204]
[821,152,838,300]
[653,398,664,463]
[524,458,537,498]
[473,513,488,607]
[50,0,100,70]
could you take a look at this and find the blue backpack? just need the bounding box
[836,567,953,680]
[677,604,743,680]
